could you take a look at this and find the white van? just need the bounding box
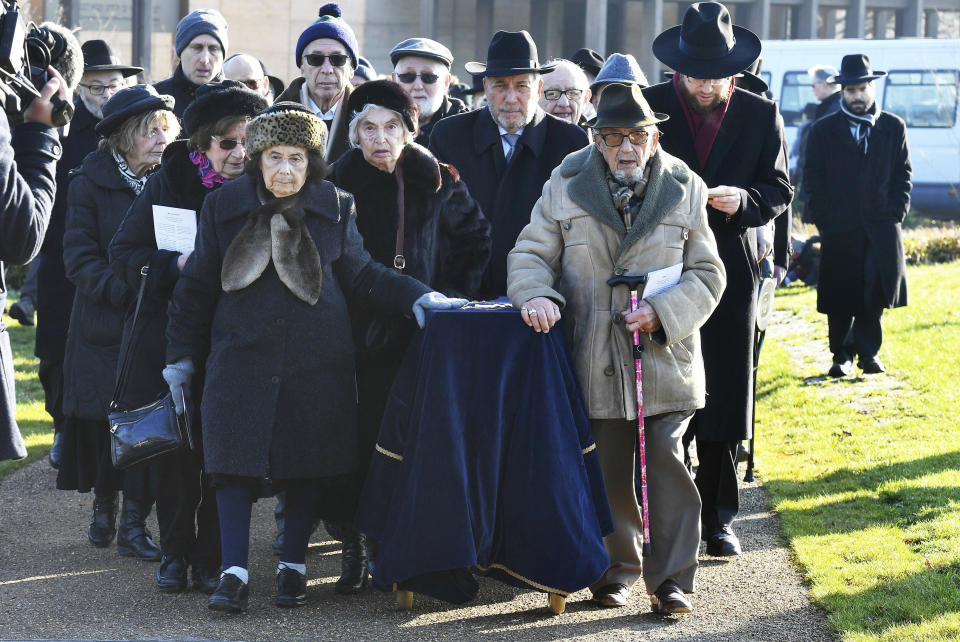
[759,39,960,216]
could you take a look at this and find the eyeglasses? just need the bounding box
[396,72,440,85]
[543,88,583,102]
[211,136,246,151]
[303,53,349,68]
[79,82,122,96]
[598,130,651,147]
[237,78,263,91]
[685,77,731,89]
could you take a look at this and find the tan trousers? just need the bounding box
[589,411,701,595]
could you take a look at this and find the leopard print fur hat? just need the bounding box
[246,102,327,155]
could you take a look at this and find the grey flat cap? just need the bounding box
[390,37,454,67]
[591,53,649,92]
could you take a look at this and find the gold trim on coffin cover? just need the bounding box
[475,563,570,597]
[375,444,404,461]
[582,443,597,455]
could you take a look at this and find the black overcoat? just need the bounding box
[165,175,431,481]
[804,110,911,315]
[62,150,137,420]
[109,141,216,411]
[429,107,588,298]
[154,65,223,118]
[329,144,491,476]
[643,82,793,441]
[35,100,98,362]
[0,117,60,461]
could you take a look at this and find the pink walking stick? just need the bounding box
[607,274,652,557]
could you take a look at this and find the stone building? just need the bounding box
[34,1,960,87]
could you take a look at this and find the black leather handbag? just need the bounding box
[108,266,193,469]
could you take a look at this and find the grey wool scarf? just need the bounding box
[221,191,323,305]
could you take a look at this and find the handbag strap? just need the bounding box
[110,266,149,411]
[393,162,405,271]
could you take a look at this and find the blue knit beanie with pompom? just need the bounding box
[295,4,359,68]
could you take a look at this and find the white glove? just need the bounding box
[412,292,468,328]
[756,222,775,263]
[162,357,194,415]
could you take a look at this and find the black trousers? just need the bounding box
[693,439,741,535]
[37,359,65,435]
[154,445,220,571]
[828,310,883,363]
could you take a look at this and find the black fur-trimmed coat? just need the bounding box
[329,144,491,473]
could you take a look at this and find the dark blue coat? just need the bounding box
[804,109,911,315]
[35,100,98,362]
[165,175,431,480]
[0,115,61,461]
[429,107,588,299]
[643,81,793,441]
[62,150,136,420]
[154,65,221,118]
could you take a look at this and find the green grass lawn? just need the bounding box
[0,291,53,480]
[757,260,960,641]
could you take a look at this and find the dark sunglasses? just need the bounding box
[211,136,246,151]
[304,53,349,68]
[396,72,440,85]
[237,78,262,90]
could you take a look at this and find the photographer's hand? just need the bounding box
[24,67,71,126]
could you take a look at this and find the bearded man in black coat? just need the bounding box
[429,30,588,299]
[804,55,911,377]
[643,1,793,556]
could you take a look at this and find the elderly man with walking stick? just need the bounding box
[507,83,725,614]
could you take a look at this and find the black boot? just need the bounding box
[272,493,285,556]
[49,431,62,469]
[117,497,162,561]
[334,527,369,594]
[88,493,118,547]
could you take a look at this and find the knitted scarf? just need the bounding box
[220,185,323,305]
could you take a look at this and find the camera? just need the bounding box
[0,0,74,126]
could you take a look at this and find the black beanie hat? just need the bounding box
[181,80,269,137]
[346,79,418,134]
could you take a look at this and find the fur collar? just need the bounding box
[565,146,688,258]
[221,192,323,305]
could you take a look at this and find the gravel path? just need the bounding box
[0,454,835,641]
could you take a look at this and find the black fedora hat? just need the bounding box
[584,82,669,130]
[95,84,175,137]
[827,54,886,85]
[81,39,142,78]
[465,30,557,77]
[652,2,761,79]
[570,48,605,78]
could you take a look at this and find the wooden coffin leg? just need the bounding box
[548,593,565,615]
[396,589,414,609]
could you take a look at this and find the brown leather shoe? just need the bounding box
[591,583,629,607]
[651,579,692,614]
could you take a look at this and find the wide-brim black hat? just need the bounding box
[81,39,142,78]
[182,80,269,137]
[95,85,175,137]
[584,82,669,129]
[465,30,557,77]
[652,2,761,79]
[346,79,418,134]
[827,53,886,85]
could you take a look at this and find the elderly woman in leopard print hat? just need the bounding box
[163,101,464,613]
